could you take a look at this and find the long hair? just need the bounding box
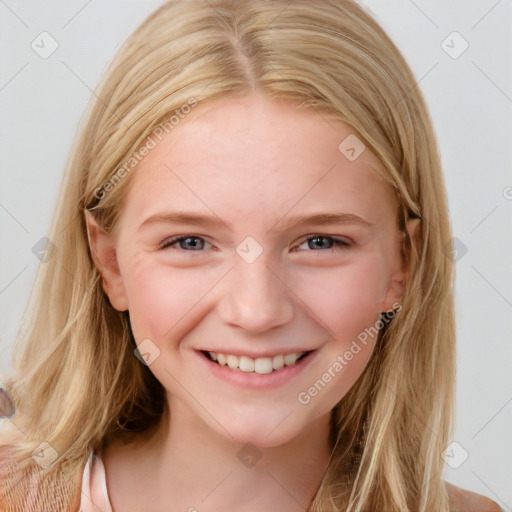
[0,1,455,510]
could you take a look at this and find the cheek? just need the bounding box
[294,263,386,411]
[118,255,217,343]
[295,257,389,340]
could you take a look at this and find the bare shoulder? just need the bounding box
[445,481,503,512]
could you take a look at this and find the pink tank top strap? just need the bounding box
[79,449,112,512]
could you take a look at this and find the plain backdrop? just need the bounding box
[1,0,511,508]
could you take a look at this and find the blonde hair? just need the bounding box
[0,1,455,510]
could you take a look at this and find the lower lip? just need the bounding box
[196,350,316,390]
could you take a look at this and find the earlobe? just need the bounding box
[84,210,129,311]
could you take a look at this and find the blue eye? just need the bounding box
[297,235,351,252]
[159,235,210,251]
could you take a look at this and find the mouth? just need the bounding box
[201,350,313,375]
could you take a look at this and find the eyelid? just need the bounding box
[294,234,352,251]
[159,234,212,251]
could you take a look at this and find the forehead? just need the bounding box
[120,95,397,229]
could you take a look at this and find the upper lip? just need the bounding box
[197,349,315,359]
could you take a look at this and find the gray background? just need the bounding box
[1,0,511,507]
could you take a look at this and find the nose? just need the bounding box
[218,253,294,333]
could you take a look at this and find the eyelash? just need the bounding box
[158,234,351,254]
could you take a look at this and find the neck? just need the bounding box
[135,396,332,512]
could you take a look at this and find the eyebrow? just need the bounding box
[138,210,373,233]
[269,212,373,232]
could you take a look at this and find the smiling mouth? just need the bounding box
[201,350,312,375]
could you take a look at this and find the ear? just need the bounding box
[380,217,421,313]
[84,210,129,311]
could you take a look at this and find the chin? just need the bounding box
[210,412,312,450]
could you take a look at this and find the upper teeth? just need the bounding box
[208,351,305,374]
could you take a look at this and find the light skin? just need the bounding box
[87,93,420,511]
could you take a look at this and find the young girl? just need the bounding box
[0,1,503,511]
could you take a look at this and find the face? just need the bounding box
[90,94,411,448]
